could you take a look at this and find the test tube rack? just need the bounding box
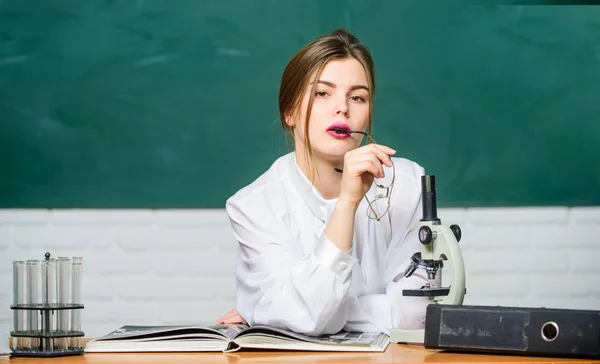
[10,252,85,357]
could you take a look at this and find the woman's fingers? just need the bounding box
[346,143,395,168]
[356,161,382,180]
[345,153,386,178]
[365,144,395,167]
[216,308,239,324]
[221,308,238,319]
[223,314,246,324]
[372,144,396,156]
[355,158,384,179]
[338,142,395,205]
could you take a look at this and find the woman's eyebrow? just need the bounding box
[313,80,369,91]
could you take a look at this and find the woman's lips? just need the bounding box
[326,130,351,139]
[326,123,351,138]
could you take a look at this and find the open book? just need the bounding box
[84,323,389,353]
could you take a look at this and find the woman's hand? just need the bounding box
[216,308,246,324]
[339,143,395,208]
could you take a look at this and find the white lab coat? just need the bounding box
[226,152,430,336]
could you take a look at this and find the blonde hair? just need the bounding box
[278,29,375,181]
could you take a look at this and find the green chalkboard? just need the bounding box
[1,1,599,208]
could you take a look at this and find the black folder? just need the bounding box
[424,304,600,358]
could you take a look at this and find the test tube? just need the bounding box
[26,260,41,351]
[12,261,25,351]
[56,257,71,351]
[70,257,83,349]
[41,258,56,352]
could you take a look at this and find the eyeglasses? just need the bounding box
[332,129,395,221]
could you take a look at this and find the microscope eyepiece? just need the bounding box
[421,175,441,223]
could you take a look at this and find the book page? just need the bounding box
[236,326,388,346]
[219,323,250,340]
[95,324,248,341]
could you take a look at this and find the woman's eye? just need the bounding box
[350,95,366,103]
[315,91,328,97]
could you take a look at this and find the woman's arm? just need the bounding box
[325,143,397,253]
[227,198,357,336]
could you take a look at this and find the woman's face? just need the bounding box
[291,57,371,163]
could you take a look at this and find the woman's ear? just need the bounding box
[285,115,295,127]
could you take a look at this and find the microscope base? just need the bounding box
[389,328,425,345]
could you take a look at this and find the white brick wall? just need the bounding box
[0,207,599,339]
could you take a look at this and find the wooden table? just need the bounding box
[8,342,600,364]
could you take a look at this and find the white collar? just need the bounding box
[288,153,336,222]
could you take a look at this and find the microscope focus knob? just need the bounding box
[418,226,433,244]
[450,224,462,242]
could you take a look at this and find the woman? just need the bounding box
[217,29,429,336]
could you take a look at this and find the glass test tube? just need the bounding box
[70,257,83,349]
[56,257,71,351]
[26,260,41,351]
[41,259,56,352]
[12,261,25,350]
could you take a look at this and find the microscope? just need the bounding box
[390,175,466,345]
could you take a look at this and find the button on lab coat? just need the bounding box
[226,152,430,336]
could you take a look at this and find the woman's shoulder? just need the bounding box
[226,153,294,212]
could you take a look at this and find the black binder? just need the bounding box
[424,304,600,358]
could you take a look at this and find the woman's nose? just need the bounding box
[334,98,349,116]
